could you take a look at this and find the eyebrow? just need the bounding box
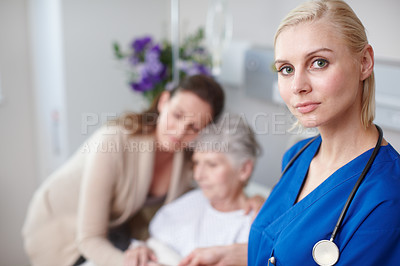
[274,47,334,65]
[306,47,333,57]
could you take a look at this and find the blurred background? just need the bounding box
[1,0,399,265]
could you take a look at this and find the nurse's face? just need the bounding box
[274,19,364,129]
[193,151,244,204]
[156,91,213,152]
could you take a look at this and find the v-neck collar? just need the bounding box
[270,136,383,235]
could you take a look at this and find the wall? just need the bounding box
[28,0,69,183]
[0,1,36,265]
[62,0,169,154]
[1,1,168,265]
[28,0,169,183]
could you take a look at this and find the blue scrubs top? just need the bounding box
[249,136,400,266]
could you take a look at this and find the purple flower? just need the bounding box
[121,30,211,103]
[132,36,152,53]
[129,56,140,66]
[177,61,190,73]
[195,63,212,76]
[193,47,206,54]
[130,77,153,92]
[165,81,177,91]
[179,61,211,77]
[150,44,161,55]
[131,82,145,92]
[145,46,161,63]
[144,61,164,76]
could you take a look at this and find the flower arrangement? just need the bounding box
[113,28,212,104]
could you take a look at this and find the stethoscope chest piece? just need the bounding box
[312,240,339,266]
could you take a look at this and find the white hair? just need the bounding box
[194,113,261,167]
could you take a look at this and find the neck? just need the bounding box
[317,122,381,168]
[155,148,175,161]
[210,190,248,212]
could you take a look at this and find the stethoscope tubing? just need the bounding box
[274,125,383,266]
[330,125,383,241]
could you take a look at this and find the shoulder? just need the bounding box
[370,144,400,184]
[151,189,205,224]
[380,143,400,163]
[82,125,154,152]
[356,145,400,227]
[366,144,400,197]
[167,189,206,208]
[159,189,205,215]
[82,125,125,149]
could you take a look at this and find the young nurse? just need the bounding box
[249,0,400,265]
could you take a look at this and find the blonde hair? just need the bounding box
[275,0,375,128]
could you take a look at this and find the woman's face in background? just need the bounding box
[274,19,364,129]
[156,91,213,152]
[192,151,244,204]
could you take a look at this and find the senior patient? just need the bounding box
[125,113,261,266]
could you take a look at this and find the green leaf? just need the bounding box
[113,42,124,59]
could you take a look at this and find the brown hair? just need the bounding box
[275,0,375,128]
[116,74,225,136]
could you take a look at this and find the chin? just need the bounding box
[300,122,319,129]
[157,141,177,152]
[201,189,212,198]
[297,116,320,128]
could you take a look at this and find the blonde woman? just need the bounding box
[179,1,400,265]
[250,0,400,265]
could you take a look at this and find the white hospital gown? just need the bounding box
[149,189,253,257]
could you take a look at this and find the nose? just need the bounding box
[176,121,198,142]
[174,122,187,140]
[292,69,311,94]
[193,163,204,182]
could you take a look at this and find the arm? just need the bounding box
[76,130,125,265]
[124,244,158,266]
[337,200,400,266]
[178,243,247,266]
[338,228,400,265]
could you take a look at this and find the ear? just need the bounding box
[157,91,171,113]
[238,160,254,183]
[360,44,374,81]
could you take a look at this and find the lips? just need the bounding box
[295,102,320,114]
[169,136,180,144]
[170,137,178,143]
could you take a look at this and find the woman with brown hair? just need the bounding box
[22,74,225,266]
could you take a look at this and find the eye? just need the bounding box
[312,59,328,69]
[191,127,200,134]
[186,123,201,134]
[278,65,294,76]
[173,112,182,119]
[206,161,217,168]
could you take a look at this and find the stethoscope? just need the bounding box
[268,125,383,266]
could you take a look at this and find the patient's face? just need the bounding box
[192,151,243,203]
